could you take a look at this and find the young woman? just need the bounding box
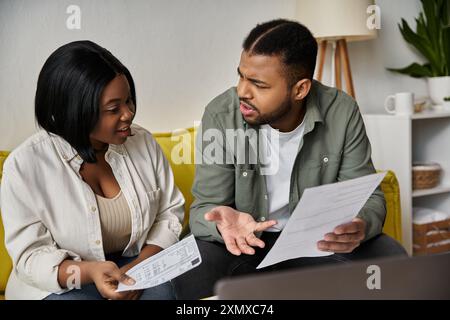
[0,41,184,300]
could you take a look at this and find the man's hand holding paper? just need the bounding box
[318,217,367,253]
[257,172,387,269]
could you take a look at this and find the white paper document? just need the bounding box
[257,172,387,269]
[116,235,201,292]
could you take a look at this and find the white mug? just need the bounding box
[384,92,414,115]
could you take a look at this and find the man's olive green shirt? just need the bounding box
[190,81,385,243]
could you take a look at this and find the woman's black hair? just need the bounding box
[35,40,136,163]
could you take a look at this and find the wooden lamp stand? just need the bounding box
[316,39,356,99]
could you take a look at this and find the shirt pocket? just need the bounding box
[302,154,342,183]
[235,168,256,213]
[303,154,341,168]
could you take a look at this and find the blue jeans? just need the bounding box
[44,254,175,300]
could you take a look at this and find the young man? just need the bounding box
[173,19,405,299]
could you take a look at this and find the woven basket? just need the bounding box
[412,162,441,190]
[413,218,450,255]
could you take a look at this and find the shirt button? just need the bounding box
[323,157,329,163]
[264,194,268,200]
[242,172,248,177]
[260,217,266,222]
[95,240,101,245]
[91,206,97,212]
[62,155,68,160]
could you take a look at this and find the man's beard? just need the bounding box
[243,94,293,126]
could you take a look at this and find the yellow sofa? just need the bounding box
[0,128,402,300]
[1,151,12,300]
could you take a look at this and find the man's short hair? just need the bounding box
[243,19,318,85]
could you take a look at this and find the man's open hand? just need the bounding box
[205,206,277,256]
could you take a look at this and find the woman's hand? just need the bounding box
[114,244,164,300]
[87,261,139,300]
[58,245,164,300]
[117,262,143,300]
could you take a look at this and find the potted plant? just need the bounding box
[388,0,450,107]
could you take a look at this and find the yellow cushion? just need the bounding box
[380,170,403,243]
[0,151,12,296]
[0,151,9,182]
[152,128,196,237]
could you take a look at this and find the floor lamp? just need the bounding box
[295,0,377,99]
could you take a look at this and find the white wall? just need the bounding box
[0,0,424,150]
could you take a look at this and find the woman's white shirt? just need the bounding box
[0,124,184,300]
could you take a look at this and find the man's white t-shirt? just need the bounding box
[259,119,306,232]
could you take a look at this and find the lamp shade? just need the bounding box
[295,0,377,42]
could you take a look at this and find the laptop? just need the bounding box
[214,253,450,299]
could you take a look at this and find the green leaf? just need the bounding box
[441,1,450,75]
[399,19,441,74]
[389,0,449,78]
[442,25,450,75]
[415,14,427,38]
[421,0,440,49]
[387,63,434,78]
[443,0,450,25]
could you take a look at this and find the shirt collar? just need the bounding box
[49,132,125,163]
[302,80,324,134]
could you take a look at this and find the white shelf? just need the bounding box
[413,185,450,198]
[411,110,450,120]
[363,112,450,256]
[365,110,450,120]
